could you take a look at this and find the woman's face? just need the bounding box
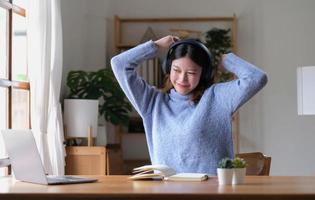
[170,56,202,95]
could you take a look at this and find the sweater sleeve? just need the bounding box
[110,40,160,117]
[213,53,268,113]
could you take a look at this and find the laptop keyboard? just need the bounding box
[47,175,94,184]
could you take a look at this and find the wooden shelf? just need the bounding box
[114,15,238,53]
[118,16,236,23]
[116,43,136,49]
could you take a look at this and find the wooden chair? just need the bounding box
[0,157,11,175]
[235,152,271,176]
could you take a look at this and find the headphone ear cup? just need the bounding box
[205,54,214,83]
[202,62,214,83]
[162,58,168,75]
[202,68,211,83]
[162,53,173,75]
[208,68,214,82]
[162,44,175,75]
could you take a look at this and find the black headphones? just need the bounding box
[162,38,213,83]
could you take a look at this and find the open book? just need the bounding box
[129,164,208,181]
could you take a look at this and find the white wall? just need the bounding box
[61,0,315,175]
[60,0,109,98]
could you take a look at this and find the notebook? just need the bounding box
[1,129,97,185]
[130,164,208,181]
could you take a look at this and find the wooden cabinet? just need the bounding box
[65,146,106,175]
[65,145,124,175]
[105,144,124,175]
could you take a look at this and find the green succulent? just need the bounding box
[218,157,234,169]
[233,157,247,168]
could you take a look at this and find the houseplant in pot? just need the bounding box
[217,157,234,185]
[232,157,247,184]
[204,27,234,83]
[64,68,132,145]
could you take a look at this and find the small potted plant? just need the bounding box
[232,157,247,184]
[217,157,234,185]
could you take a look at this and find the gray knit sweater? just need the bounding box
[111,41,267,175]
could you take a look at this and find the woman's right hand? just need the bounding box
[154,35,179,50]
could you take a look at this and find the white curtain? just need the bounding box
[28,0,65,175]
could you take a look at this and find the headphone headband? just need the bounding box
[168,39,211,60]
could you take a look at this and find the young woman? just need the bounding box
[111,35,267,175]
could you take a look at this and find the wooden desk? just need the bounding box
[1,176,315,200]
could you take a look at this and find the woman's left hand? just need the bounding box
[154,35,179,50]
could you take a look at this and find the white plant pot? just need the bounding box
[217,168,234,185]
[64,99,99,139]
[233,168,246,185]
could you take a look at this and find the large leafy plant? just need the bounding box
[204,28,234,82]
[66,68,132,127]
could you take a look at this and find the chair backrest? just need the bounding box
[235,152,271,176]
[0,157,11,175]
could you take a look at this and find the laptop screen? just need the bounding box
[2,130,50,184]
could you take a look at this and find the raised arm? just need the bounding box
[111,36,178,117]
[213,53,268,113]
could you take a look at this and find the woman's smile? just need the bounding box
[170,57,202,95]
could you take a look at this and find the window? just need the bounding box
[0,0,28,176]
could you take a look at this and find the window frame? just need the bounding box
[0,0,30,130]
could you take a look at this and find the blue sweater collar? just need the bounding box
[169,89,192,101]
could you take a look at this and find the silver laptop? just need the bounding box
[1,129,97,185]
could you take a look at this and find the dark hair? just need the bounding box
[162,41,214,104]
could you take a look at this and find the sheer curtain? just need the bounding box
[27,0,65,175]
